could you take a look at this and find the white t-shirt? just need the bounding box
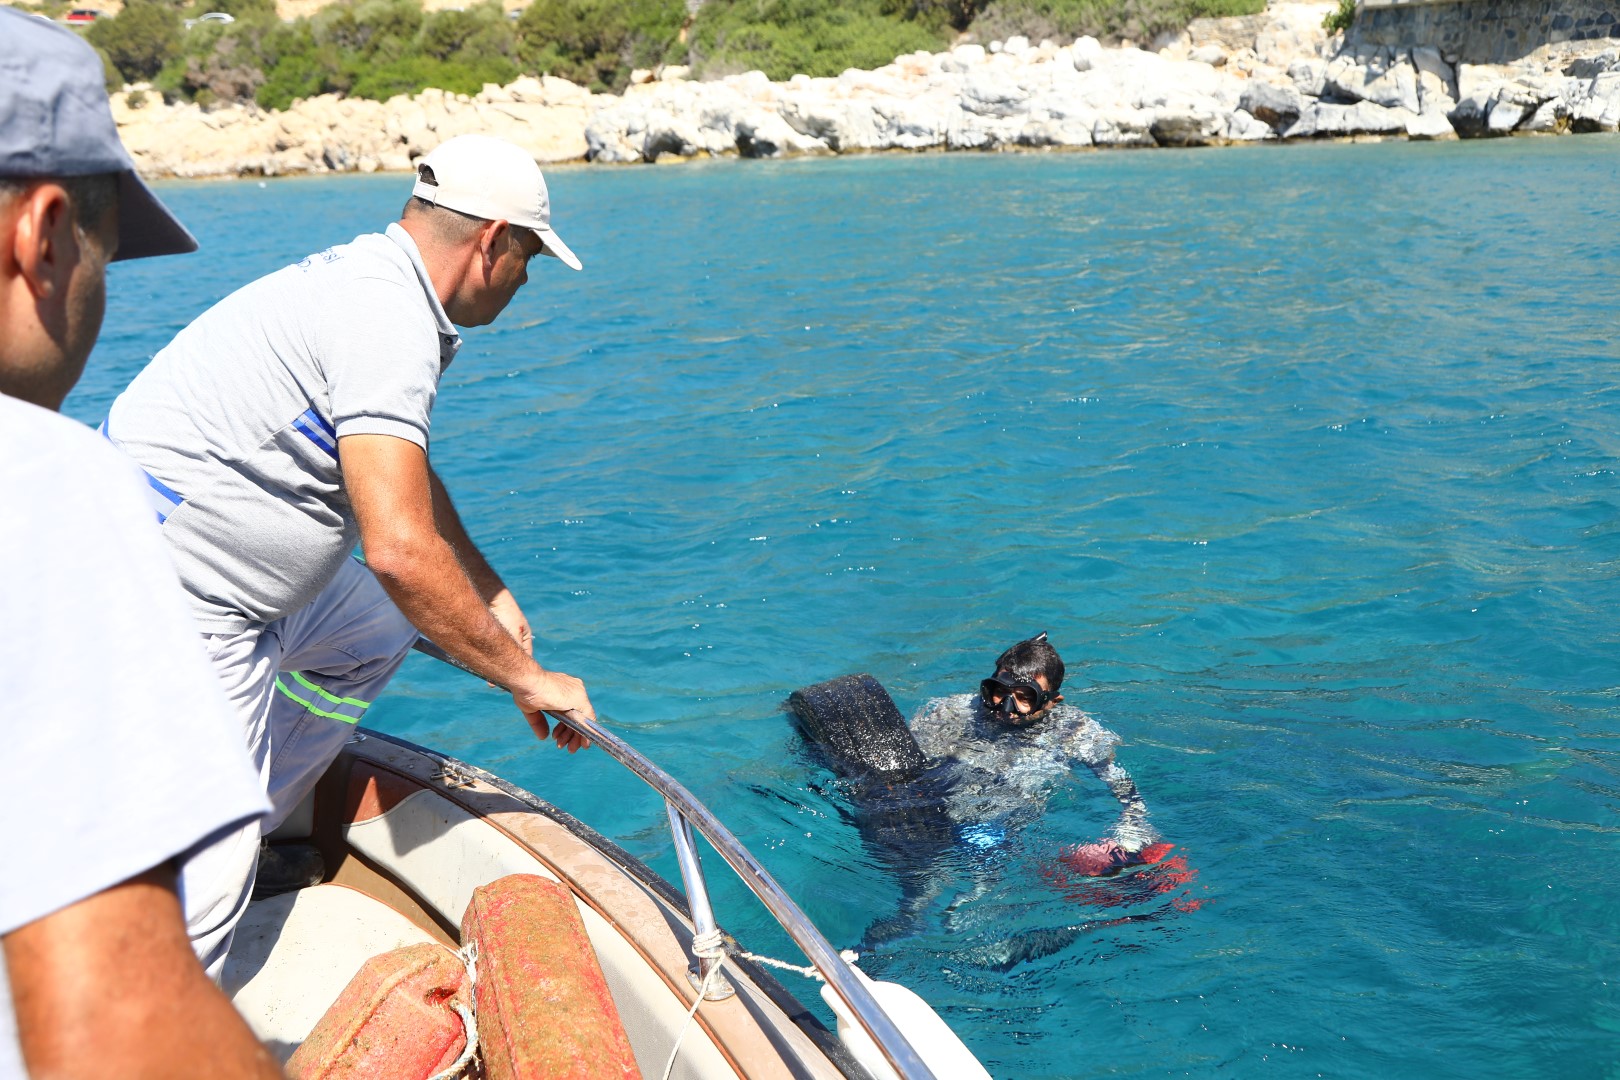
[0,396,269,1077]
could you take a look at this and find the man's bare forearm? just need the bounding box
[367,526,535,691]
[6,865,283,1079]
[427,466,505,603]
[343,433,592,736]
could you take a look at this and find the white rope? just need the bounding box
[426,941,480,1080]
[659,929,728,1080]
[733,947,861,980]
[659,937,863,1080]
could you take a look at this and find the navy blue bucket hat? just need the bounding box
[0,8,197,261]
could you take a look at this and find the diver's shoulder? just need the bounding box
[912,692,974,720]
[908,693,975,754]
[1051,703,1121,749]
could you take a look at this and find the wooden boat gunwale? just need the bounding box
[320,728,869,1078]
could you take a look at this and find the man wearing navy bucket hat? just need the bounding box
[103,132,598,978]
[0,8,279,1075]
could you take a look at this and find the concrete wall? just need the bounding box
[1352,0,1620,63]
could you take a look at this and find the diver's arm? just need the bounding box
[908,694,971,761]
[1083,752,1158,853]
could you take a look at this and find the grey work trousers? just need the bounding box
[181,558,417,979]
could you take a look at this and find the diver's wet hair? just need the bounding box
[995,631,1064,692]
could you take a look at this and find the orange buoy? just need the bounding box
[463,874,641,1080]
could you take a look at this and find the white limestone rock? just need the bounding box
[1190,44,1228,66]
[735,110,831,157]
[960,67,1032,116]
[1404,110,1456,139]
[1446,91,1493,137]
[941,43,987,73]
[1521,97,1567,133]
[1571,70,1620,131]
[1456,62,1512,102]
[1433,80,1545,137]
[779,96,885,151]
[585,106,647,162]
[872,97,950,149]
[1324,48,1420,112]
[1091,107,1157,146]
[1225,107,1275,140]
[1254,3,1334,67]
[945,107,1023,149]
[1151,94,1226,144]
[1071,36,1104,72]
[1564,50,1620,79]
[1482,82,1546,134]
[1285,99,1413,137]
[1239,80,1305,128]
[1289,58,1328,96]
[1017,108,1096,146]
[1410,45,1458,113]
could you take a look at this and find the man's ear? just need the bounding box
[478,219,510,266]
[11,182,74,300]
[1052,693,1064,705]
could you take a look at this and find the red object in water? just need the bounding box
[1137,842,1174,865]
[1056,840,1130,876]
[1044,841,1209,913]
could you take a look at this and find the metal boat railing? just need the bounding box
[412,637,939,1080]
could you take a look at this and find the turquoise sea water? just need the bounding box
[70,137,1620,1079]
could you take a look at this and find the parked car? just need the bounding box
[62,9,100,24]
[183,11,236,26]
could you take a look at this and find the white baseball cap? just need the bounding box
[411,134,581,271]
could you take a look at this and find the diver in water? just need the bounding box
[908,632,1161,874]
[788,633,1181,958]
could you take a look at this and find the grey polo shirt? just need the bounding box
[107,223,462,633]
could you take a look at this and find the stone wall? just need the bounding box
[1353,0,1620,63]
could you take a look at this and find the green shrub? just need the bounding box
[515,0,686,91]
[420,2,516,63]
[11,0,73,19]
[180,0,278,20]
[687,0,949,80]
[87,0,183,83]
[90,44,125,93]
[349,53,519,98]
[967,0,1263,46]
[255,20,339,108]
[1323,0,1356,33]
[313,0,423,63]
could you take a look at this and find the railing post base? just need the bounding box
[687,967,737,1001]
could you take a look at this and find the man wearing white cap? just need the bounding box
[104,133,596,973]
[0,8,278,1075]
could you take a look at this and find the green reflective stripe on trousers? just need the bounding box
[288,670,371,709]
[274,675,366,724]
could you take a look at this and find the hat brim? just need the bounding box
[530,225,581,272]
[112,170,197,262]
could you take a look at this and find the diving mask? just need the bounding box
[979,671,1055,719]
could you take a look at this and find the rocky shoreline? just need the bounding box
[112,2,1620,178]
